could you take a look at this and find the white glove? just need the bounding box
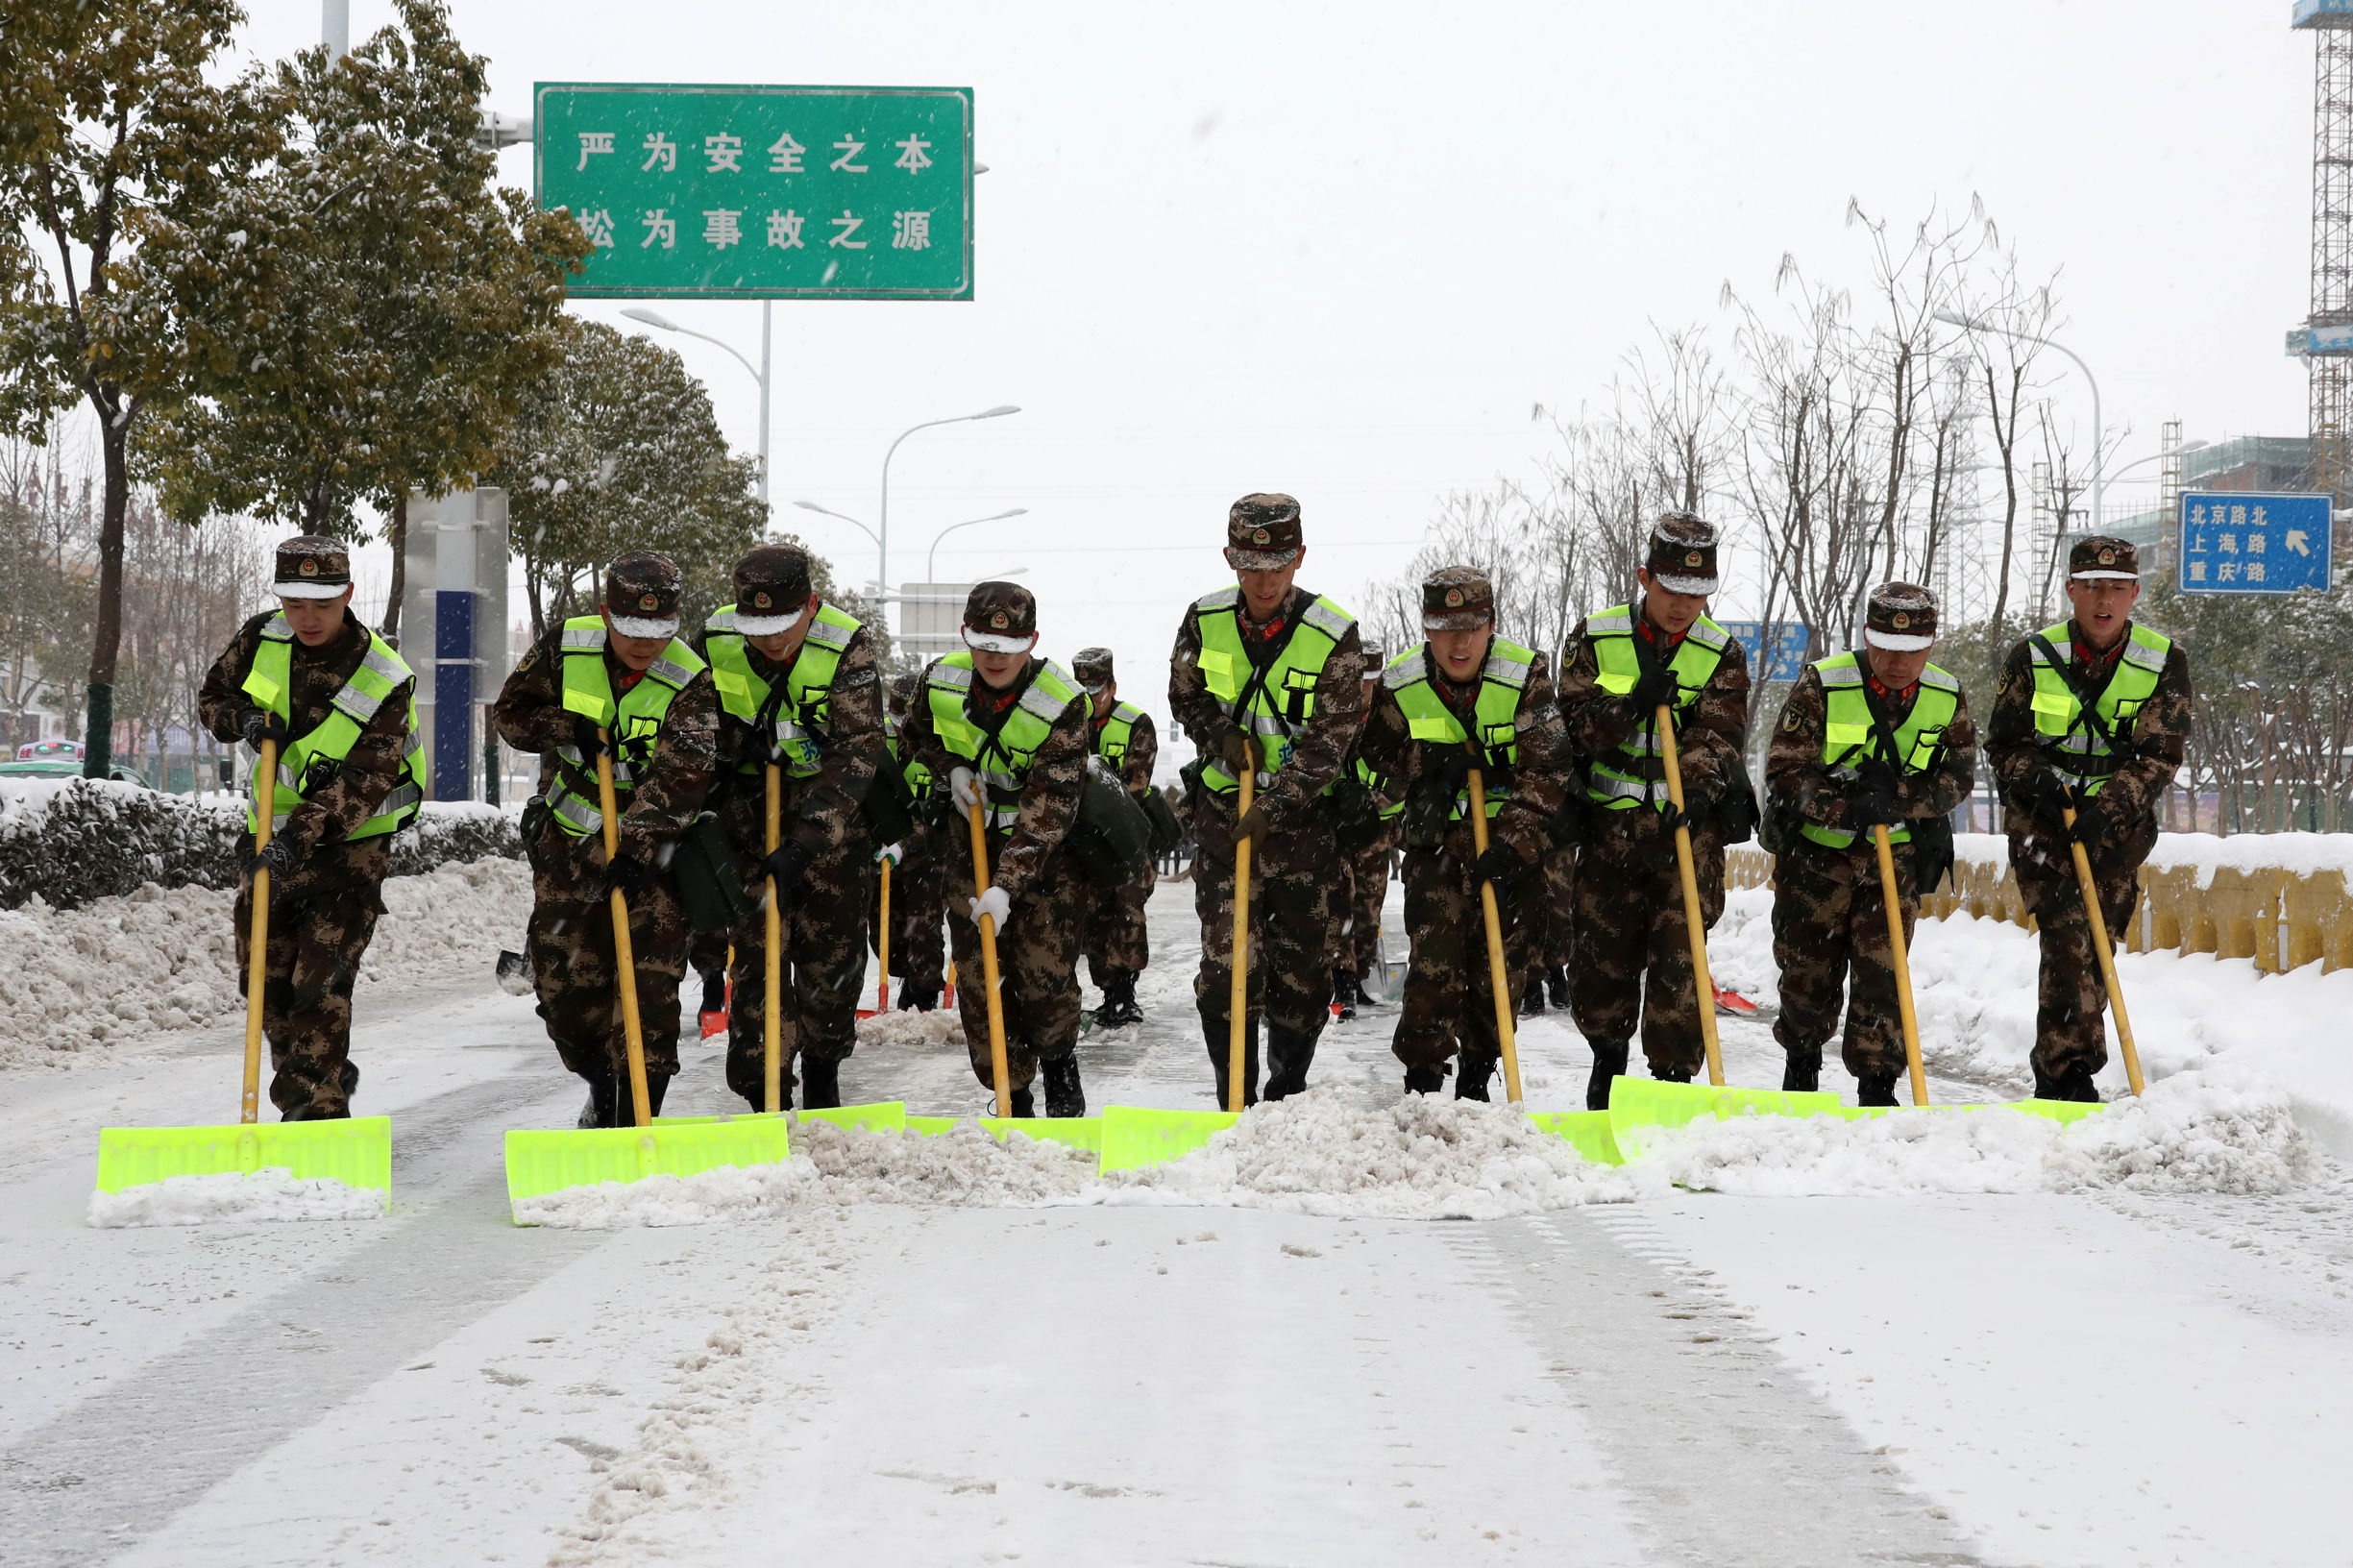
[948,765,980,809]
[967,885,1012,927]
[874,842,905,867]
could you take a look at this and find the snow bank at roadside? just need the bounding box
[86,1167,387,1227]
[1643,1069,2320,1197]
[0,857,530,1067]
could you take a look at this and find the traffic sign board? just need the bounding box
[1718,620,1811,681]
[2176,491,2332,595]
[534,83,973,301]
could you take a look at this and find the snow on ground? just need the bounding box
[86,1168,387,1228]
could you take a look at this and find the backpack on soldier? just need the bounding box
[670,810,756,935]
[1067,754,1154,889]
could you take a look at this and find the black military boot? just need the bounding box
[1586,1042,1630,1112]
[2060,1065,2103,1104]
[1404,1065,1447,1095]
[2031,1061,2064,1100]
[1520,970,1547,1017]
[1456,1050,1499,1102]
[1545,967,1571,1010]
[898,981,941,1013]
[1856,1073,1900,1108]
[1042,1053,1086,1117]
[1262,1024,1315,1100]
[1331,968,1359,1022]
[1093,971,1143,1030]
[1782,1048,1822,1093]
[1654,1065,1695,1084]
[1205,1013,1261,1108]
[800,1057,842,1111]
[577,1072,620,1129]
[1009,1085,1037,1118]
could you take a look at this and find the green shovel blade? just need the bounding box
[1605,1077,1846,1160]
[1525,1109,1624,1165]
[96,1117,393,1204]
[1097,1106,1240,1172]
[502,1115,793,1214]
[973,1116,1102,1154]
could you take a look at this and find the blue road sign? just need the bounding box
[2177,492,2332,595]
[1718,620,1812,680]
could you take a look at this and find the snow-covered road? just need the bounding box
[4,874,2350,1565]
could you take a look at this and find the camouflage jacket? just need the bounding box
[690,619,888,862]
[1094,703,1159,796]
[1556,602,1752,846]
[1166,581,1366,830]
[901,653,1090,901]
[1986,619,2191,851]
[490,626,718,866]
[197,609,414,853]
[1766,662,1978,838]
[1355,646,1571,863]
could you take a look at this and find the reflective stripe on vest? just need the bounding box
[1797,652,1961,850]
[925,653,1079,831]
[2026,621,2170,798]
[1382,638,1533,821]
[703,600,860,777]
[1585,605,1731,812]
[239,616,427,840]
[1192,587,1356,795]
[545,616,708,837]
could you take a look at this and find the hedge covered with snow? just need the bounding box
[0,777,520,912]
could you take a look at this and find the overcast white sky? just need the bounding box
[236,0,2317,754]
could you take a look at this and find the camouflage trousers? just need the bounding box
[1392,838,1531,1073]
[233,836,389,1118]
[1770,839,1920,1082]
[946,832,1085,1091]
[722,843,874,1111]
[870,827,948,992]
[1521,839,1578,973]
[2012,823,2145,1081]
[1340,829,1397,978]
[1078,857,1152,985]
[1190,801,1342,1041]
[526,823,692,1084]
[1570,825,1725,1076]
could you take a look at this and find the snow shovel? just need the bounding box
[500,727,789,1215]
[1463,759,1525,1106]
[967,796,1014,1118]
[876,856,893,1015]
[1226,755,1256,1113]
[2062,802,2145,1097]
[96,735,392,1207]
[1656,705,1727,1088]
[1873,823,1931,1108]
[763,762,783,1114]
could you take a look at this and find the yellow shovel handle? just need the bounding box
[1656,705,1726,1088]
[1228,760,1254,1113]
[764,763,782,1115]
[968,798,1012,1118]
[1873,823,1929,1107]
[878,857,893,1014]
[2062,805,2145,1097]
[241,738,275,1124]
[598,738,652,1128]
[1464,763,1524,1106]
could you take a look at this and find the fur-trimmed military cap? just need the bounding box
[273,535,352,600]
[1863,581,1938,652]
[1071,647,1115,690]
[889,671,920,713]
[604,551,682,639]
[2069,534,2140,582]
[962,580,1038,654]
[730,544,814,636]
[1225,493,1303,571]
[1645,511,1720,596]
[1422,565,1496,631]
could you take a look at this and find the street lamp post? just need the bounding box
[926,508,1028,581]
[1937,310,2104,530]
[622,305,773,505]
[879,406,1020,601]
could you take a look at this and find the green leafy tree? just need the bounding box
[0,0,268,775]
[122,0,587,642]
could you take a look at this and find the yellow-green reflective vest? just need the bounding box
[2026,621,2171,797]
[239,614,427,840]
[546,616,707,838]
[924,652,1081,832]
[1189,586,1357,796]
[1584,604,1733,812]
[1357,756,1406,821]
[885,708,933,796]
[1094,701,1144,769]
[702,600,861,778]
[1381,637,1535,821]
[1798,651,1961,850]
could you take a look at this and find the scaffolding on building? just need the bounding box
[2292,2,2353,506]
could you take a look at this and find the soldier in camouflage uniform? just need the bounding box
[881,672,949,1010]
[198,536,427,1119]
[695,544,889,1111]
[1332,644,1402,1020]
[1557,514,1753,1110]
[1766,584,1978,1103]
[900,582,1093,1115]
[1357,568,1570,1095]
[1069,647,1158,1029]
[1168,494,1367,1105]
[492,552,717,1127]
[1987,536,2192,1101]
[1523,813,1578,1016]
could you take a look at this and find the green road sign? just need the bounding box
[533,83,972,301]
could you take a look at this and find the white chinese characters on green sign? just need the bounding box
[534,84,973,300]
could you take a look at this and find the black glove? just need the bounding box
[753,839,816,902]
[1427,748,1473,798]
[239,707,290,748]
[1474,842,1528,890]
[2023,771,2074,835]
[245,835,301,880]
[1233,803,1270,847]
[573,715,610,758]
[1849,760,1902,830]
[1630,664,1679,717]
[2069,795,2107,848]
[1217,730,1257,776]
[1664,795,1709,835]
[601,852,652,902]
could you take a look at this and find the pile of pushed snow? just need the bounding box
[0,858,530,1067]
[86,1168,386,1227]
[514,1158,826,1229]
[1098,1089,1636,1218]
[1641,1069,2319,1197]
[854,1008,965,1048]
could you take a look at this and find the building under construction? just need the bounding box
[2290,1,2353,503]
